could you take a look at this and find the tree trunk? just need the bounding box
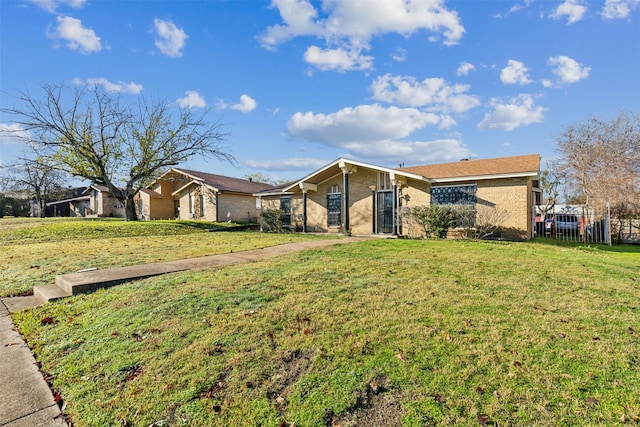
[125,195,138,221]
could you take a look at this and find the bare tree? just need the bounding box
[555,111,640,218]
[4,154,66,217]
[1,84,233,220]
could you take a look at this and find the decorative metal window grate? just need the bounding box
[431,184,477,228]
[431,185,477,205]
[327,193,341,227]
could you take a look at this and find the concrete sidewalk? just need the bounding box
[0,236,372,426]
[0,301,66,426]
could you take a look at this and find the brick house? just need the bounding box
[255,154,541,239]
[46,185,124,218]
[84,184,125,218]
[136,168,274,222]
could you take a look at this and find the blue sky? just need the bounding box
[1,0,639,183]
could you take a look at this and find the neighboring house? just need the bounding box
[45,187,88,217]
[84,184,125,218]
[136,168,274,222]
[256,154,541,240]
[44,185,124,218]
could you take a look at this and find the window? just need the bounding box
[378,172,392,191]
[431,184,477,228]
[431,184,477,205]
[280,197,291,226]
[327,186,341,227]
[189,193,194,217]
[200,193,206,217]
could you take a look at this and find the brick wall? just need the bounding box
[218,193,261,223]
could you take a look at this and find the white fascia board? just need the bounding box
[429,171,539,183]
[252,190,294,197]
[283,157,431,192]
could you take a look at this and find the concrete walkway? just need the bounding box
[0,301,66,426]
[0,236,372,426]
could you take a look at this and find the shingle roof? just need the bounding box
[398,154,540,180]
[173,168,275,194]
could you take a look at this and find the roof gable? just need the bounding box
[399,154,540,181]
[282,158,429,192]
[170,168,275,194]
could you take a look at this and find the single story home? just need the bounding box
[84,184,125,218]
[45,185,124,218]
[136,168,274,222]
[255,154,541,240]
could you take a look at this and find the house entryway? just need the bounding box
[377,191,394,234]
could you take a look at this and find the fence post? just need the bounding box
[605,202,612,246]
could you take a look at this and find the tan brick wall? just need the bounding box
[218,193,261,223]
[477,177,531,239]
[399,180,431,237]
[148,182,175,219]
[398,178,534,239]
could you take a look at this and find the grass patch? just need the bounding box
[0,217,236,244]
[11,238,640,426]
[0,218,335,297]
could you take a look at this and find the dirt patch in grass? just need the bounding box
[267,349,313,411]
[331,375,403,427]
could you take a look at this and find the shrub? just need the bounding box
[260,209,285,233]
[407,205,456,238]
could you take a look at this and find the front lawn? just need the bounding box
[0,218,335,297]
[11,238,640,426]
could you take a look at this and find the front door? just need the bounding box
[377,191,393,234]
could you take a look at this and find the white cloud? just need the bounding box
[457,61,476,76]
[550,0,587,24]
[177,91,206,109]
[0,123,30,145]
[370,74,480,114]
[49,16,101,54]
[73,77,143,94]
[500,60,532,85]
[391,48,407,62]
[478,94,546,131]
[303,45,374,72]
[285,103,471,162]
[548,55,591,84]
[246,157,328,171]
[216,95,257,113]
[28,0,86,13]
[288,104,440,145]
[153,18,188,58]
[602,0,640,19]
[260,0,465,70]
[232,94,257,113]
[494,0,533,18]
[345,138,472,163]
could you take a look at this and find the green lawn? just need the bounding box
[6,219,640,426]
[0,218,334,297]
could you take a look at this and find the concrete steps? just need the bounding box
[33,284,71,303]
